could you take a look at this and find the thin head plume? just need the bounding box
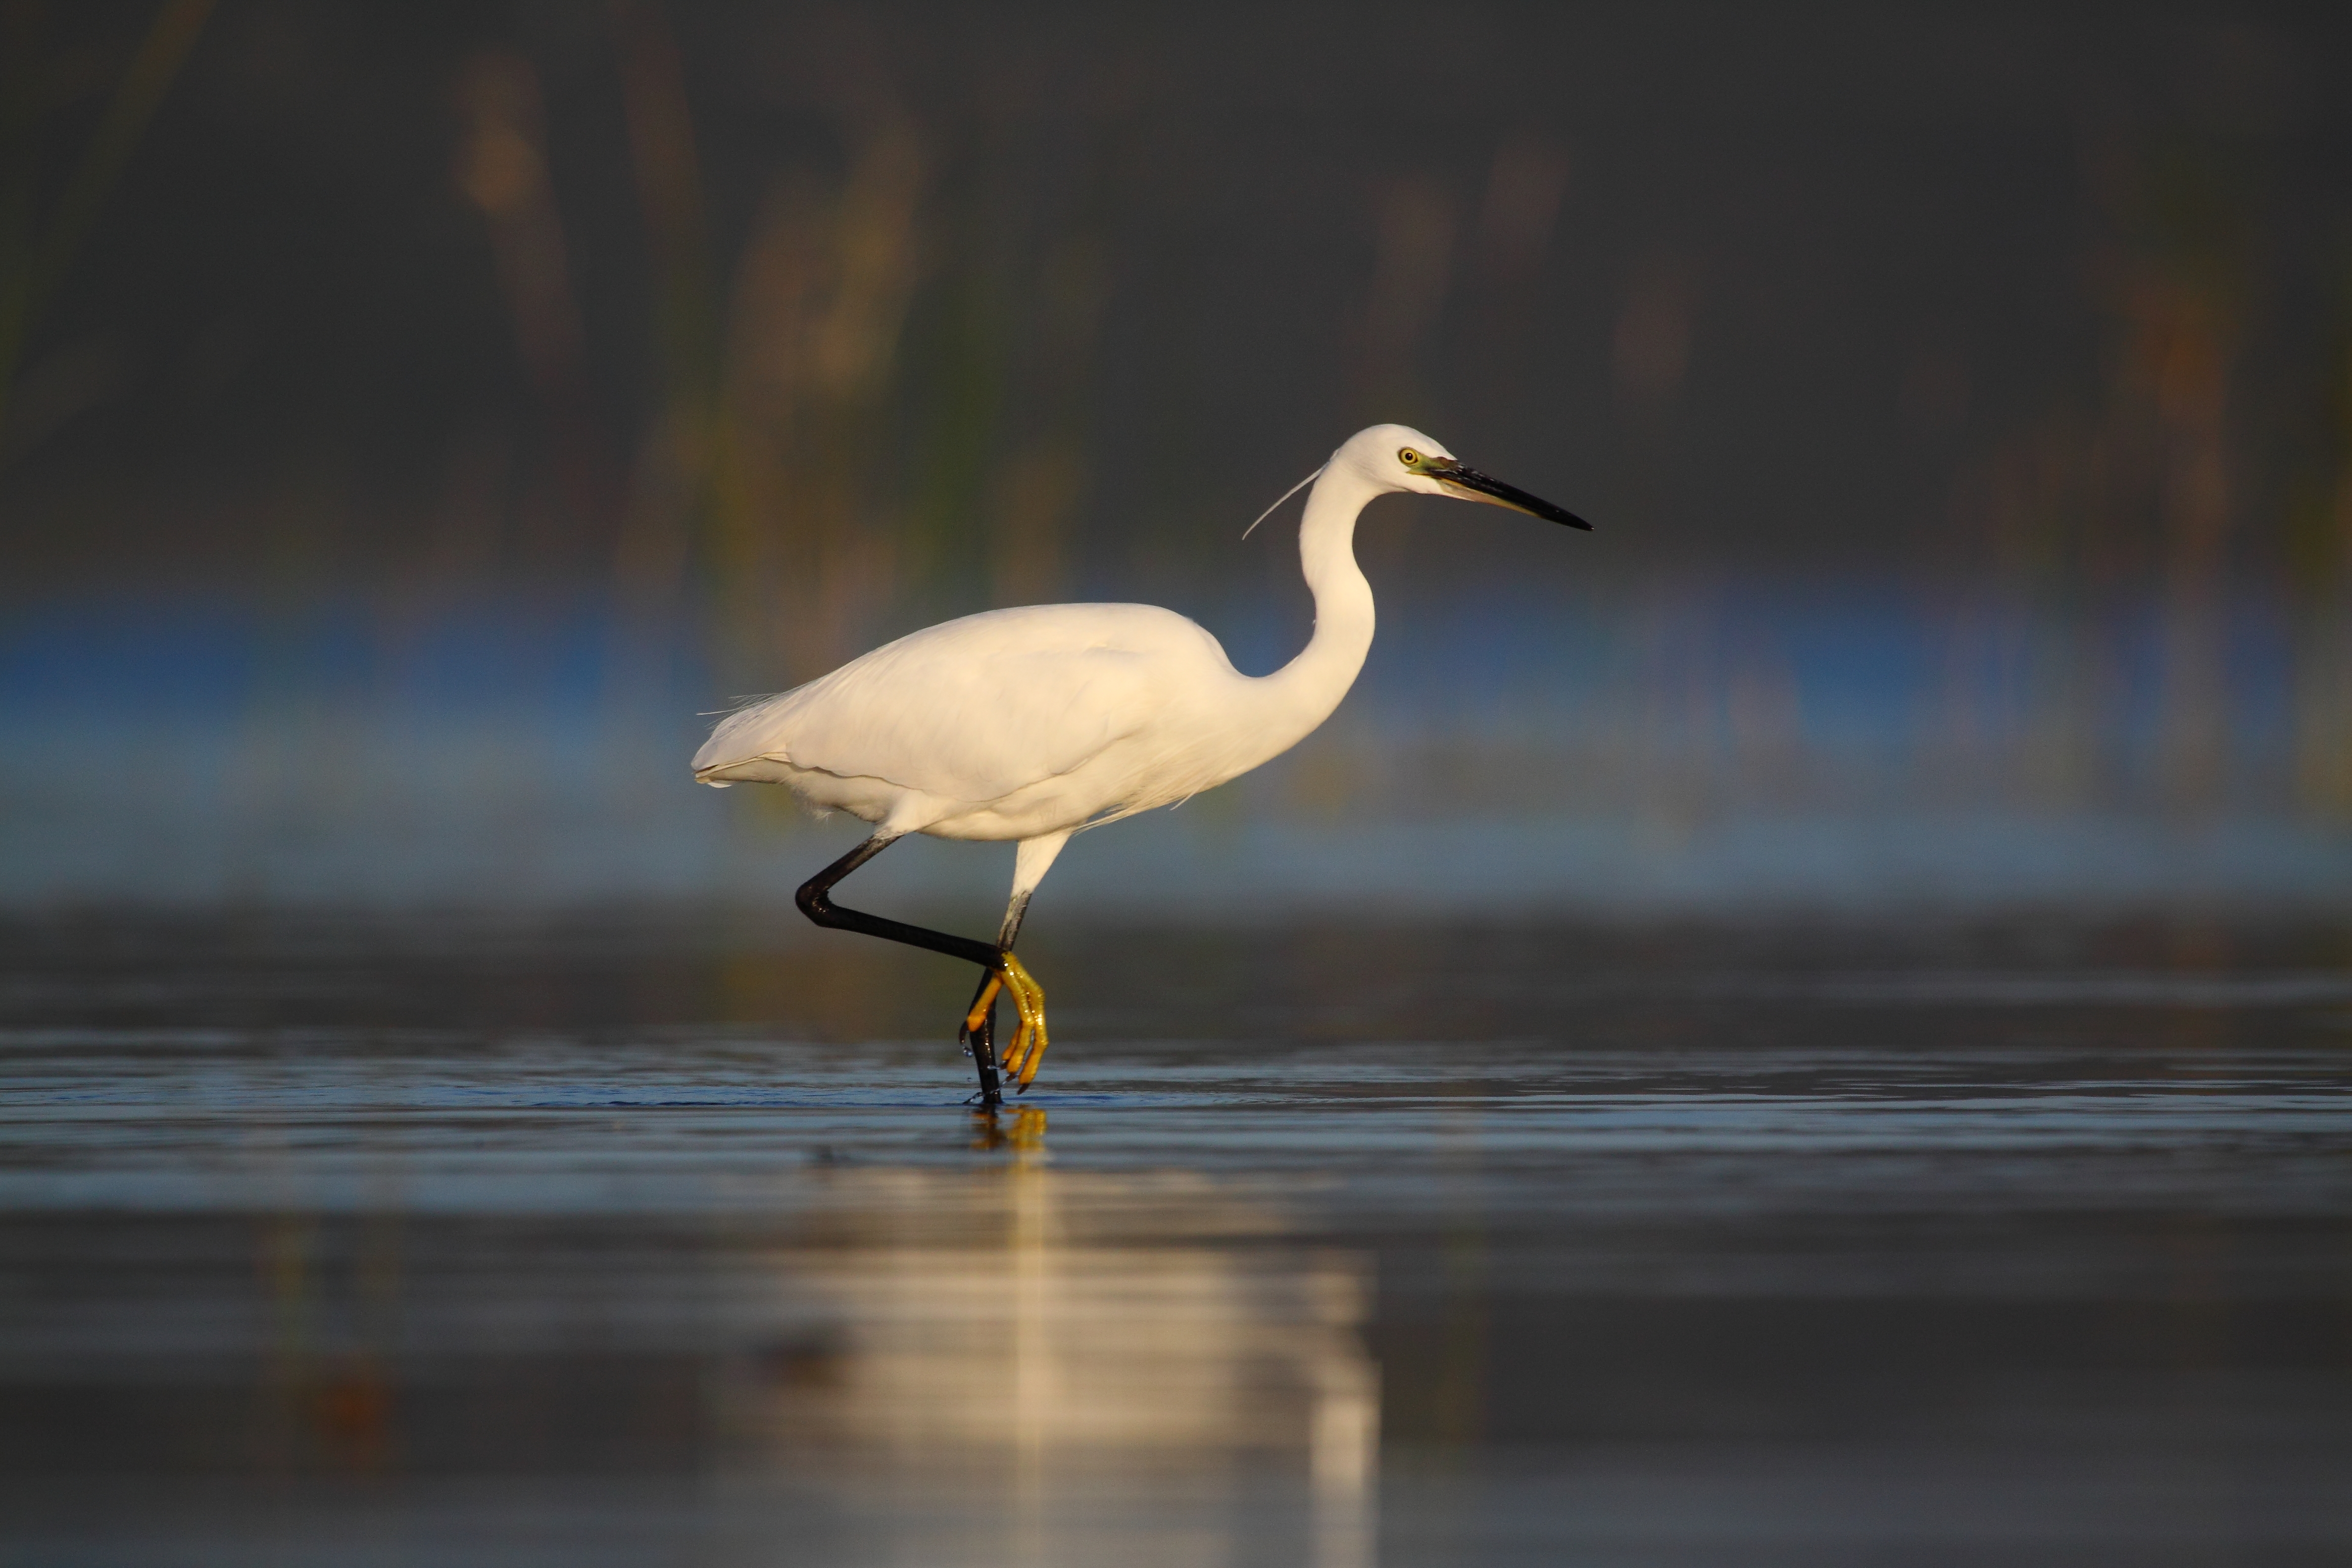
[1242,464,1326,539]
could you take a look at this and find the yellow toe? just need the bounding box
[999,955,1050,1088]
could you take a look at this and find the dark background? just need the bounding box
[5,0,2352,906]
[5,16,2350,1563]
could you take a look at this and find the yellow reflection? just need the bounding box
[970,1104,1049,1152]
[721,1151,1378,1566]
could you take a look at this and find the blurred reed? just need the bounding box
[2289,256,2352,818]
[1,4,2348,907]
[1960,119,2350,824]
[593,3,1101,702]
[0,0,214,467]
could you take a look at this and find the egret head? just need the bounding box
[1341,422,1592,530]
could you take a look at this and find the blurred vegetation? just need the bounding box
[2288,252,2352,816]
[4,1,2352,840]
[0,0,214,466]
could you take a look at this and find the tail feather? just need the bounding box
[691,689,794,784]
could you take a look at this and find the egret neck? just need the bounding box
[690,420,1590,1107]
[1253,458,1381,753]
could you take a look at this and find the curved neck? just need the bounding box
[1256,462,1379,739]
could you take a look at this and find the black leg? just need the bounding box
[795,833,1006,1106]
[961,970,1003,1104]
[794,834,1000,967]
[974,890,1039,1100]
[996,889,1032,952]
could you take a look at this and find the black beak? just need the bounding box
[1430,460,1593,530]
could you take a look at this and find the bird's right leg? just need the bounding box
[794,833,1010,1107]
[986,891,1050,1088]
[959,969,1003,1096]
[961,896,1031,1064]
[980,832,1070,1092]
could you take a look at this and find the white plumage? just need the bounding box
[697,602,1264,839]
[690,423,1586,1095]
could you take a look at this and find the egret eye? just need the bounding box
[1398,448,1421,466]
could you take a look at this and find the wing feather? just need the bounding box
[692,604,1232,803]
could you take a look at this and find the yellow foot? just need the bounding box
[963,955,1051,1090]
[998,955,1050,1089]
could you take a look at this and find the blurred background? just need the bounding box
[10,12,2352,1563]
[6,0,2352,913]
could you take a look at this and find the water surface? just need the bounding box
[1,914,2347,1565]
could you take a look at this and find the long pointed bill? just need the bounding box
[1431,460,1593,530]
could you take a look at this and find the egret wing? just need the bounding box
[695,604,1227,803]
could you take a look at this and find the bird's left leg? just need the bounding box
[795,832,1008,1106]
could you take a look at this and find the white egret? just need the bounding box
[692,423,1589,1104]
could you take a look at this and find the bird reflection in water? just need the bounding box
[720,1146,1380,1568]
[969,1104,1050,1152]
